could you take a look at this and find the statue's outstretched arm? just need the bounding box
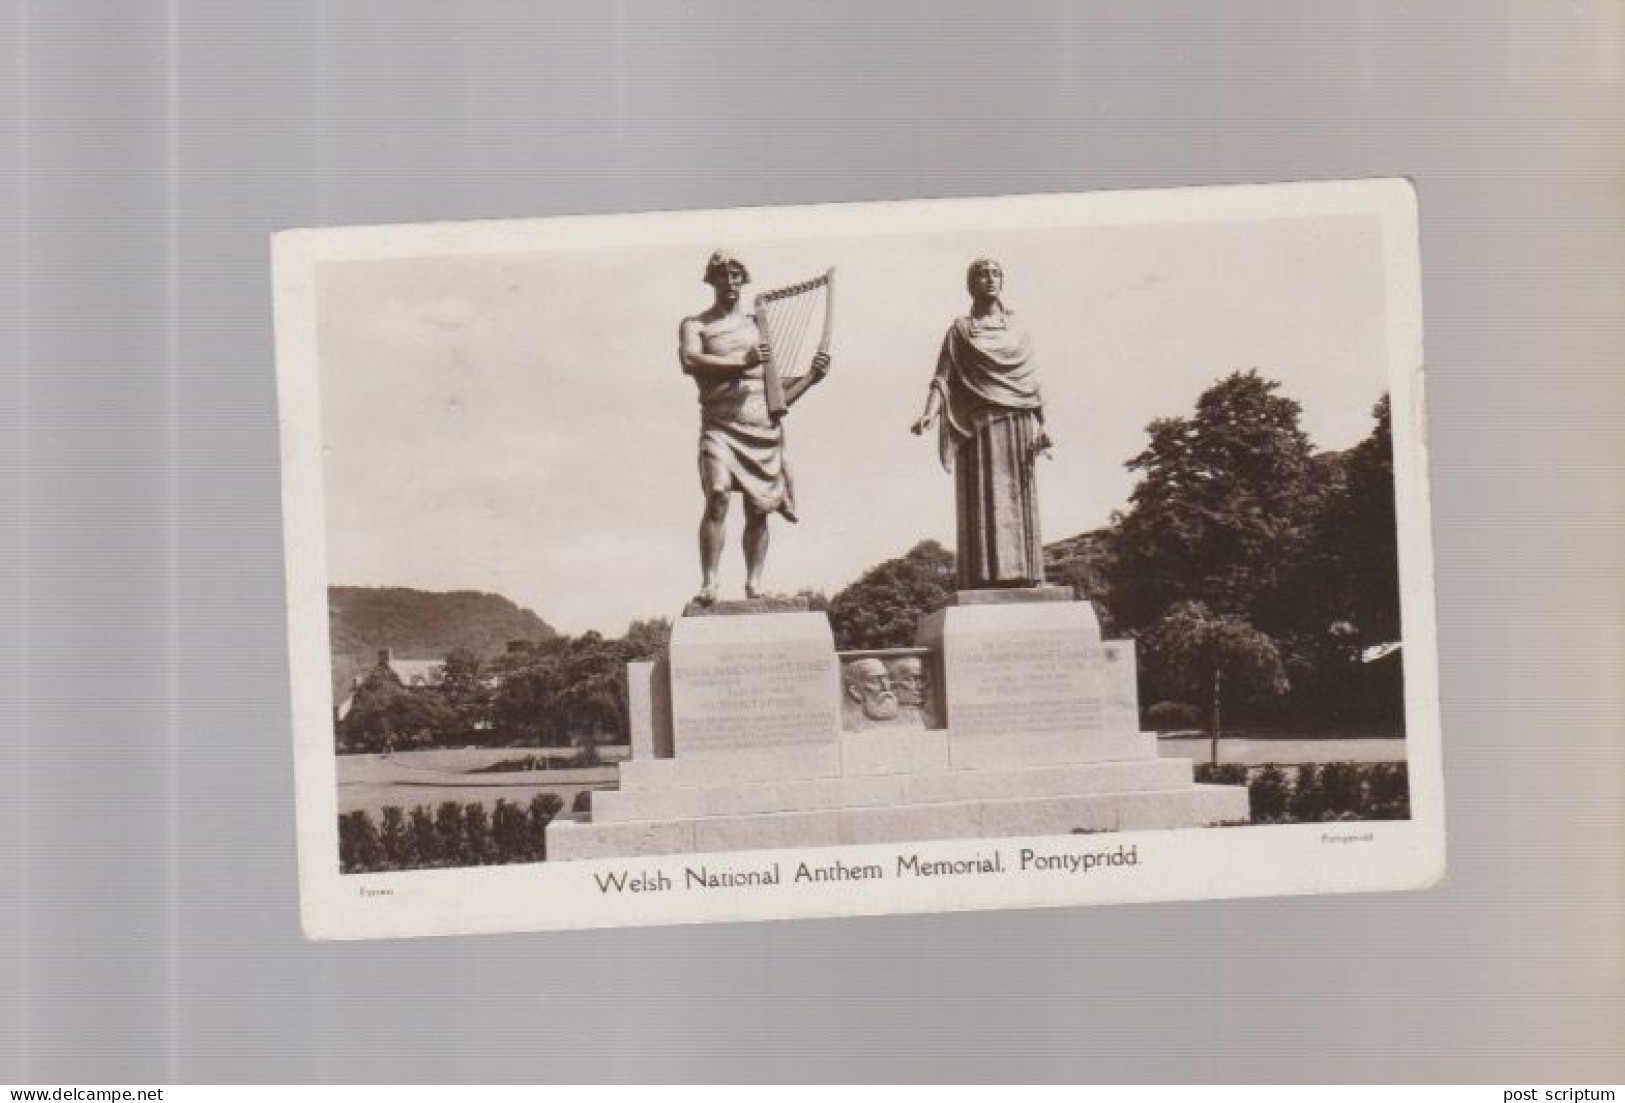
[911,380,945,436]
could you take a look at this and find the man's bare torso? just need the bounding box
[686,309,768,427]
[684,307,760,364]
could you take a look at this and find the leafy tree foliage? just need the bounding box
[796,588,831,613]
[434,802,464,858]
[409,806,438,865]
[1109,371,1328,634]
[379,806,412,868]
[483,633,639,746]
[436,647,488,717]
[461,803,495,865]
[1249,764,1293,822]
[1264,395,1403,726]
[484,642,568,745]
[337,662,461,752]
[1140,600,1289,763]
[337,811,382,873]
[552,636,631,744]
[827,540,956,650]
[1308,394,1400,643]
[1100,374,1403,731]
[622,618,671,661]
[491,799,530,861]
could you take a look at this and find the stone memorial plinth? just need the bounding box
[547,593,1249,862]
[666,608,842,781]
[624,659,673,761]
[915,597,1154,769]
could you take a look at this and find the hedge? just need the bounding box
[339,792,564,873]
[340,762,1409,872]
[1195,761,1410,823]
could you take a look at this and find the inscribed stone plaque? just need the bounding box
[920,602,1113,738]
[920,603,1154,766]
[667,611,841,759]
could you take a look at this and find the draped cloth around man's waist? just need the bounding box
[696,368,793,518]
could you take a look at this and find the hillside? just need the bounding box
[1043,528,1113,588]
[329,586,558,702]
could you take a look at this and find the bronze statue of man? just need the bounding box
[680,251,830,604]
[911,258,1052,590]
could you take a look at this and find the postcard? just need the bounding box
[273,180,1440,939]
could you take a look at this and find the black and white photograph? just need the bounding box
[276,180,1439,939]
[15,0,1625,1087]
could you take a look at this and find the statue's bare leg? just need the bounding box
[743,503,770,599]
[697,490,730,604]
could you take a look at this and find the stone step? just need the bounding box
[546,783,1250,861]
[593,757,1195,823]
[617,728,1162,790]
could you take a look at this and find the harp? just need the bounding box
[754,267,835,422]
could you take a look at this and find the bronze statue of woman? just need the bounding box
[911,258,1052,590]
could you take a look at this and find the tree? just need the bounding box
[827,540,956,650]
[378,806,412,869]
[1141,601,1289,765]
[409,806,439,866]
[460,803,494,865]
[491,799,531,863]
[337,655,466,751]
[1255,394,1403,728]
[1108,371,1328,634]
[795,588,830,613]
[433,802,464,860]
[336,664,404,752]
[622,618,671,661]
[382,690,460,748]
[486,641,568,745]
[554,635,633,744]
[436,646,490,734]
[484,632,635,746]
[337,811,383,873]
[1314,394,1400,643]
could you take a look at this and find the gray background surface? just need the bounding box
[2,0,1622,1084]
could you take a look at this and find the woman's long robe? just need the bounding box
[931,312,1045,589]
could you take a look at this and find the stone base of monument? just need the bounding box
[546,594,1249,861]
[547,757,1246,859]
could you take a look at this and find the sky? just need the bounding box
[315,205,1391,636]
